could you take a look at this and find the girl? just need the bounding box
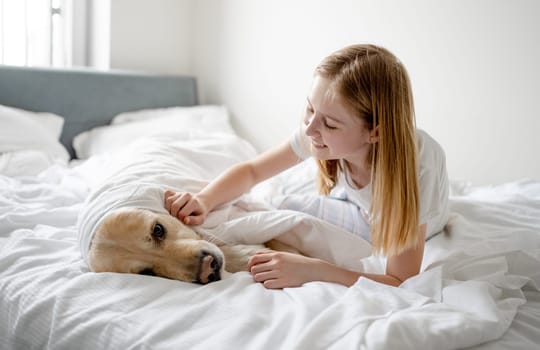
[164,44,449,289]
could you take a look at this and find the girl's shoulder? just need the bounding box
[416,129,446,165]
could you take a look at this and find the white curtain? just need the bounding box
[0,0,110,69]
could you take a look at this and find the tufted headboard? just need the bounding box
[0,65,198,158]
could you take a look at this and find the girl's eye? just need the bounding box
[323,120,337,130]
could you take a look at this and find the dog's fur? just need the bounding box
[89,208,298,284]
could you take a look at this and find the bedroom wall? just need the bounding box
[110,0,540,186]
[109,0,193,75]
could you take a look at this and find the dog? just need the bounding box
[88,207,299,284]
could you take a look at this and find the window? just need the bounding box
[1,0,111,69]
[0,0,75,68]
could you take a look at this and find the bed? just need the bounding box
[1,65,539,350]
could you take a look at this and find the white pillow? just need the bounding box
[0,104,69,162]
[112,105,235,129]
[73,105,236,159]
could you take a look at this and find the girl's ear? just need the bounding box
[369,126,380,144]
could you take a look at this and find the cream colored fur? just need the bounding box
[89,208,299,284]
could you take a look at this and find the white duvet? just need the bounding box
[1,134,540,350]
[77,135,372,270]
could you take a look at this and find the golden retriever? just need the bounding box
[88,208,297,284]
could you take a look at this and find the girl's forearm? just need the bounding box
[197,162,256,211]
[317,260,403,287]
[197,140,299,213]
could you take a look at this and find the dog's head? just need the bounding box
[88,208,224,284]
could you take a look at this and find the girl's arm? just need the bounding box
[321,224,426,286]
[382,223,426,285]
[165,140,301,225]
[249,224,427,288]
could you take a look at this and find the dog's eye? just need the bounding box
[139,268,156,276]
[152,223,166,240]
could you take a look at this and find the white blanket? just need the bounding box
[1,134,540,350]
[77,135,373,270]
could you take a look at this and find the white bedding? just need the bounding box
[77,135,373,270]
[0,104,69,176]
[1,134,540,350]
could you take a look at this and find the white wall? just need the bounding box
[110,0,540,186]
[87,0,110,69]
[109,0,193,74]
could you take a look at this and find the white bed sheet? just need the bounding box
[1,135,539,350]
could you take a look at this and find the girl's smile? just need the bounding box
[310,139,326,149]
[303,75,373,171]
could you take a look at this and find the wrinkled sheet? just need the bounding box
[76,135,373,269]
[0,150,68,176]
[1,135,540,350]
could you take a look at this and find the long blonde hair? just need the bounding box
[315,44,419,256]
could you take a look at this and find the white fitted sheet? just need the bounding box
[1,135,539,350]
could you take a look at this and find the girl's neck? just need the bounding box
[344,160,372,189]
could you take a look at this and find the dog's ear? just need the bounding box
[105,209,146,234]
[93,211,128,245]
[105,209,137,225]
[265,239,302,255]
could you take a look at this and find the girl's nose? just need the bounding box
[304,115,319,137]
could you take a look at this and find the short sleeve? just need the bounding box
[416,130,450,236]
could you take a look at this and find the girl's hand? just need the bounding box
[247,251,323,289]
[164,189,209,225]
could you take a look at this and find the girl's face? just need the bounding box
[304,76,373,167]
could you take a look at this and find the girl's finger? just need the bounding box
[262,279,283,289]
[163,190,177,211]
[170,196,190,218]
[252,270,276,283]
[247,253,272,270]
[177,199,200,219]
[184,214,204,226]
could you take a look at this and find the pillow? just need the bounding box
[111,105,235,130]
[0,104,69,162]
[73,105,236,159]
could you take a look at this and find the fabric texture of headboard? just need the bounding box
[0,65,198,158]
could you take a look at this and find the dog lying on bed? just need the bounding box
[88,207,297,284]
[77,137,301,285]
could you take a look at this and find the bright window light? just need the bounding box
[0,0,72,67]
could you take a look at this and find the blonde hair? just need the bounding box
[314,44,419,256]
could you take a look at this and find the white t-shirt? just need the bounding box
[290,128,450,238]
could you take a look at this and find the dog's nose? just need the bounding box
[197,251,222,284]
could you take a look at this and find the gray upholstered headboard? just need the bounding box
[0,65,198,158]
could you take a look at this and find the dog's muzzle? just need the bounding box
[196,251,223,284]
